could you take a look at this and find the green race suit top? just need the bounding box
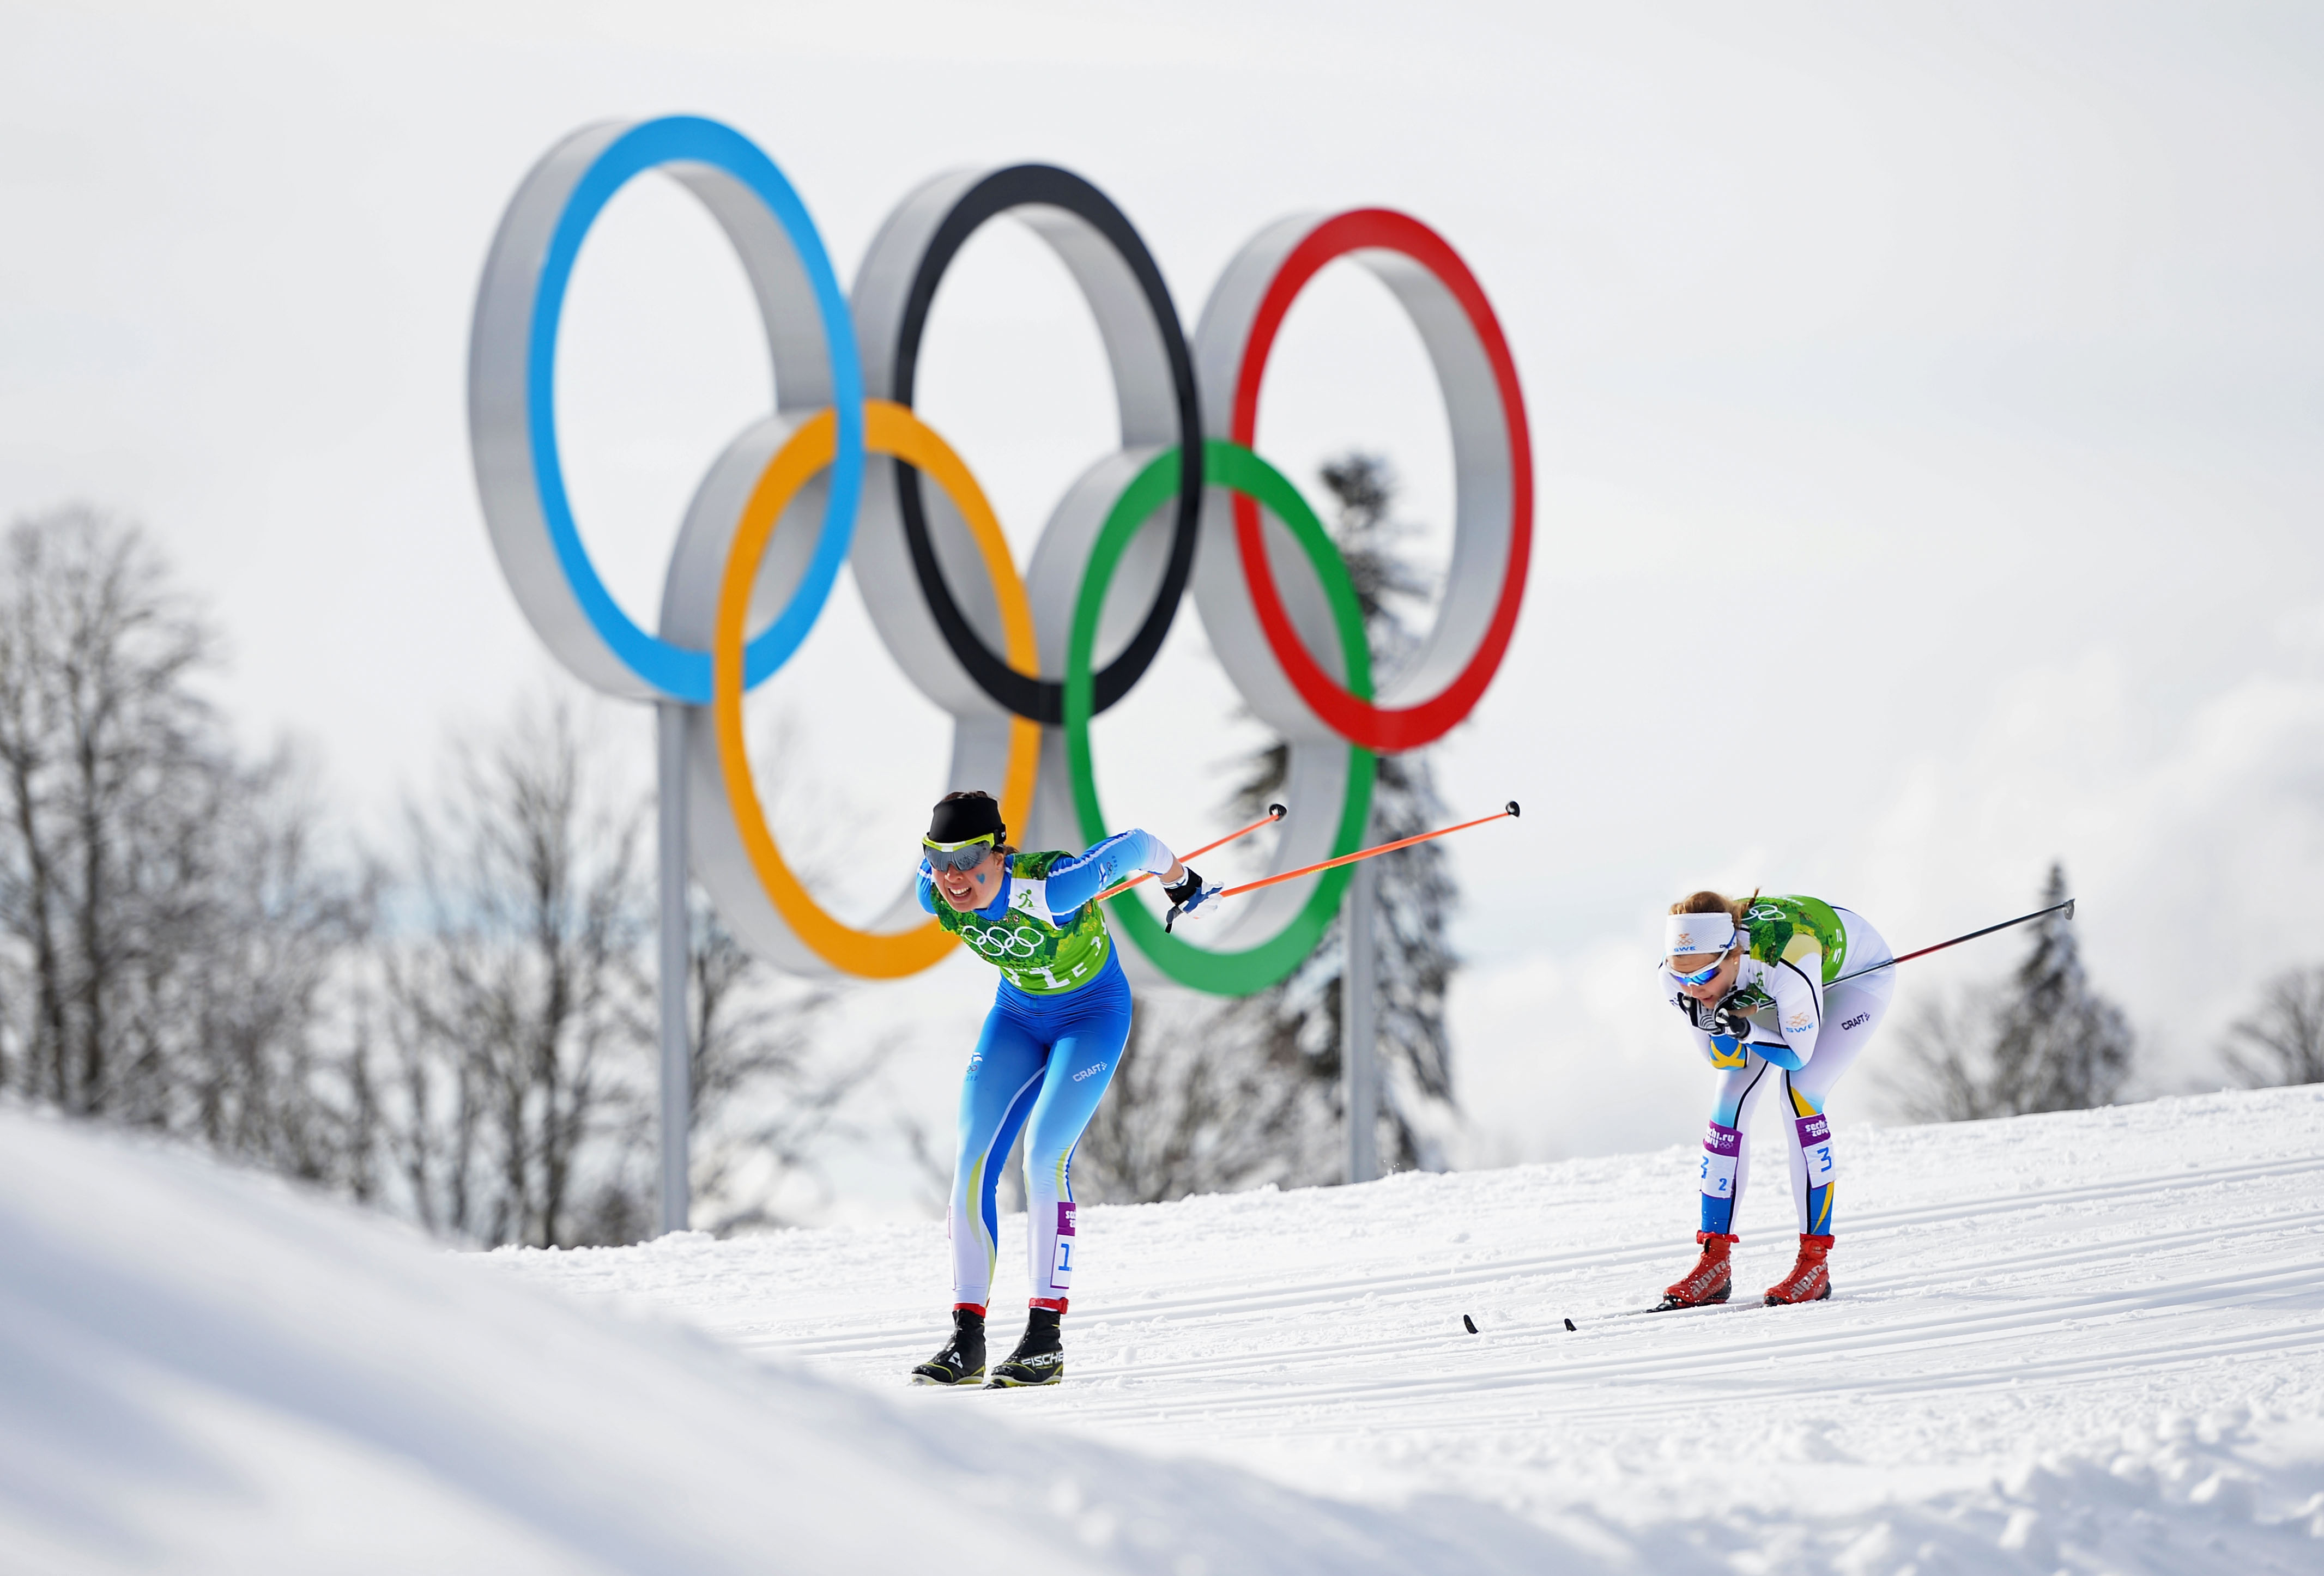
[916,829,1177,996]
[1739,895,1850,985]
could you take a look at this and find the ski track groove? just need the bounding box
[1021,1231,2324,1392]
[1148,1325,2324,1445]
[1033,1258,2324,1421]
[934,1222,2324,1393]
[747,1160,2324,1372]
[743,1153,2324,1361]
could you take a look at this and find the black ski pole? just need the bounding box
[1828,898,2076,987]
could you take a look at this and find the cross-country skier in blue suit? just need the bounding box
[908,790,1220,1388]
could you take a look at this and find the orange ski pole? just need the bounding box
[1213,802,1520,902]
[1097,803,1288,902]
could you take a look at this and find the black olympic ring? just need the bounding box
[887,165,1203,725]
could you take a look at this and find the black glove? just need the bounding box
[1706,997,1753,1039]
[1163,866,1204,908]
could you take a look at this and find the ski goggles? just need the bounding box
[922,833,997,874]
[1669,942,1738,986]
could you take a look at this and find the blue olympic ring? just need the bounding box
[526,116,864,702]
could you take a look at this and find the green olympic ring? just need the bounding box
[1064,440,1377,995]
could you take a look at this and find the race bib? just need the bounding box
[1794,1112,1837,1184]
[1047,1202,1078,1292]
[1699,1121,1742,1200]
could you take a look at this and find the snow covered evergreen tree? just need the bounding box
[1889,863,2135,1119]
[1988,864,2135,1111]
[1079,454,1460,1200]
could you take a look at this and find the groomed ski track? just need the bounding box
[511,1087,2324,1570]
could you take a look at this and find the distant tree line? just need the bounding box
[15,497,2305,1239]
[1884,864,2136,1119]
[1885,859,2322,1121]
[0,506,860,1246]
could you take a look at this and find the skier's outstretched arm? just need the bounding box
[1039,829,1183,914]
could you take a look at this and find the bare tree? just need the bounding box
[1886,864,2135,1120]
[0,508,870,1240]
[382,696,651,1247]
[0,507,374,1180]
[892,1103,955,1219]
[682,896,882,1232]
[180,749,376,1183]
[2220,966,2324,1088]
[379,694,879,1245]
[1884,995,2007,1122]
[0,506,217,1116]
[1075,999,1294,1204]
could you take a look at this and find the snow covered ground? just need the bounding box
[508,1087,2324,1573]
[0,1103,1575,1573]
[5,1088,2320,1572]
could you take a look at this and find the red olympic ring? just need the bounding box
[1227,209,1533,753]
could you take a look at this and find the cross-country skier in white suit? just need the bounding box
[1658,890,1896,1308]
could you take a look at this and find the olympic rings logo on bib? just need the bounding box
[968,926,1045,961]
[469,117,1532,995]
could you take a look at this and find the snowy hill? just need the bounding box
[508,1088,2324,1573]
[0,1105,1571,1573]
[4,1090,2320,1572]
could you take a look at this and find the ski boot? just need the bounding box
[1764,1234,1834,1306]
[910,1306,987,1386]
[986,1305,1066,1388]
[1656,1232,1738,1311]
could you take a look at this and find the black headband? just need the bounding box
[927,793,1004,846]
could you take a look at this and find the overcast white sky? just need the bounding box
[6,0,2321,1211]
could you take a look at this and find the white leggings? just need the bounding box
[1700,939,1895,1239]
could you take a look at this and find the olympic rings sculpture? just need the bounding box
[468,116,1532,996]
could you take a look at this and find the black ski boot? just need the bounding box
[910,1307,986,1386]
[985,1306,1065,1388]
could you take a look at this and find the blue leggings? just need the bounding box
[948,951,1130,1311]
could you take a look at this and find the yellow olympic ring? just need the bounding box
[711,399,1041,977]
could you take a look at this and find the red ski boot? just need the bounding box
[1657,1232,1738,1310]
[1763,1234,1834,1306]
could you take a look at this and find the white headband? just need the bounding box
[1665,912,1735,959]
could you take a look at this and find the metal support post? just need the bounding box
[655,701,692,1235]
[1342,859,1379,1185]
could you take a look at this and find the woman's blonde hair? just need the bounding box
[1670,888,1759,925]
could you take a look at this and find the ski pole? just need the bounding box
[1827,898,2076,987]
[1097,803,1287,902]
[1211,801,1521,903]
